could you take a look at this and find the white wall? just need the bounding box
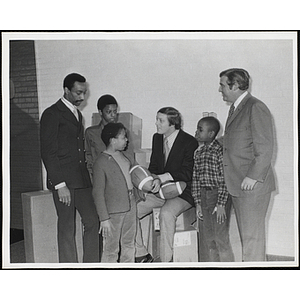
[34,32,297,258]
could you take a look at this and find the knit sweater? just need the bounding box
[92,151,137,221]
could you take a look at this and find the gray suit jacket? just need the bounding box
[222,93,276,197]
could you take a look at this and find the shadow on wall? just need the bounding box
[10,79,43,229]
[266,113,279,233]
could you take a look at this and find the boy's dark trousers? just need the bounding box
[200,188,234,262]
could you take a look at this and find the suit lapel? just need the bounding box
[165,130,183,168]
[57,99,80,126]
[226,93,251,129]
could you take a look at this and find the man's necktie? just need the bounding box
[227,104,235,120]
[72,107,79,120]
[164,137,170,165]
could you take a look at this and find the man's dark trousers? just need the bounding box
[53,187,99,263]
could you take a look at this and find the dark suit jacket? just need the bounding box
[223,93,275,197]
[40,99,91,190]
[149,129,198,206]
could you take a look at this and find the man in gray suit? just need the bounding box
[219,68,275,261]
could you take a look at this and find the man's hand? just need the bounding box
[196,203,203,221]
[100,219,114,238]
[57,186,71,206]
[151,178,161,194]
[212,204,226,224]
[241,177,257,191]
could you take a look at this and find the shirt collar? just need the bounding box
[233,91,248,109]
[164,129,179,149]
[201,139,219,150]
[204,139,214,148]
[61,96,78,112]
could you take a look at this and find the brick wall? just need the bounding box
[10,40,43,229]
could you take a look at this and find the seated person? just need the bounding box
[135,107,198,263]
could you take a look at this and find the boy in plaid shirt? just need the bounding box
[192,116,234,262]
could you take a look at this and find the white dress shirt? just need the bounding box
[233,91,248,109]
[157,130,179,183]
[61,96,78,120]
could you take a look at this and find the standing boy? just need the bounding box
[192,116,234,262]
[40,73,99,263]
[85,94,119,179]
[92,123,138,263]
[85,94,135,180]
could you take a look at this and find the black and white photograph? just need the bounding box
[2,31,298,272]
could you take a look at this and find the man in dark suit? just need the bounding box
[219,68,275,261]
[40,73,99,263]
[135,107,198,262]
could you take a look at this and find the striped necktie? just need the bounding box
[227,104,235,120]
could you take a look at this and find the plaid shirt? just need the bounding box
[192,139,229,206]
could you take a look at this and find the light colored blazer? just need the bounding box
[222,93,276,197]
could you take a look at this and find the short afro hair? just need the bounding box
[200,116,220,139]
[97,94,118,111]
[101,122,126,147]
[63,73,86,91]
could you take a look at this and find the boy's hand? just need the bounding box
[100,219,114,238]
[212,204,226,224]
[196,203,203,221]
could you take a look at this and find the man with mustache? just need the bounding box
[40,73,99,263]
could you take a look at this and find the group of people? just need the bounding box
[40,68,275,263]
